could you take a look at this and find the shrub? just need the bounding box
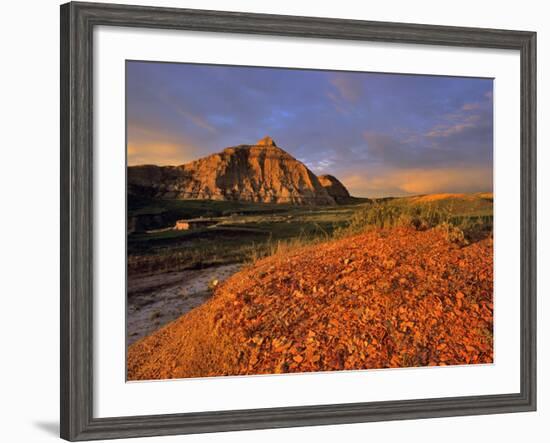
[334,203,453,237]
[435,222,468,246]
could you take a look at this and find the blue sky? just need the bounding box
[127,61,493,197]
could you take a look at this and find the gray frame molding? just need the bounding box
[60,2,536,441]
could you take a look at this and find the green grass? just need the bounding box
[127,194,493,276]
[392,196,493,217]
[333,198,492,243]
[129,197,299,218]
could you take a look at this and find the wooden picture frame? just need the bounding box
[60,1,536,440]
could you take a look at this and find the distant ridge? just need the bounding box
[128,137,350,206]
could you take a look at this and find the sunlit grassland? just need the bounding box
[127,194,493,276]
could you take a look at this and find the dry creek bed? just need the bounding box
[127,264,242,345]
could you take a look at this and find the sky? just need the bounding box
[127,61,493,198]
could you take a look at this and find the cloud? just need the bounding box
[426,120,478,138]
[159,94,217,133]
[427,101,488,139]
[340,166,492,198]
[173,104,217,133]
[462,102,481,111]
[127,142,188,166]
[396,167,492,194]
[363,131,409,164]
[326,73,367,114]
[127,122,202,166]
[360,92,493,172]
[126,61,493,197]
[362,131,444,168]
[326,91,350,115]
[305,158,336,173]
[329,74,364,102]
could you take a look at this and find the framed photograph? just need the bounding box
[60,1,536,440]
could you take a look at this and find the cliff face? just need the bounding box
[318,174,351,203]
[128,137,349,206]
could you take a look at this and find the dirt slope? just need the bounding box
[128,227,493,380]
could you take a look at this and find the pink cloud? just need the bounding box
[328,74,364,104]
[462,102,480,111]
[340,166,492,198]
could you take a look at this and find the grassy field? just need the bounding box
[127,193,493,276]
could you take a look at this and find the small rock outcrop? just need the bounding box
[318,174,351,203]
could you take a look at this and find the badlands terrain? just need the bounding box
[126,138,493,378]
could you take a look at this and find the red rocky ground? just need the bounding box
[128,227,493,380]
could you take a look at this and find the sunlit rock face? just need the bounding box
[128,137,348,206]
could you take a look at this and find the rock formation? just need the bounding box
[128,137,350,206]
[318,174,351,204]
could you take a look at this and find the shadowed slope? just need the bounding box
[318,174,351,203]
